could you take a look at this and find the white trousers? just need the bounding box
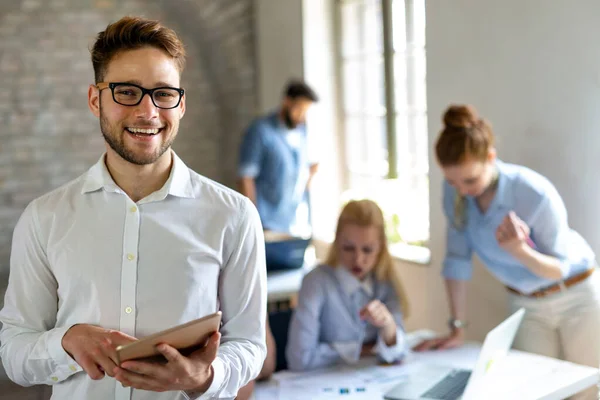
[509,270,600,400]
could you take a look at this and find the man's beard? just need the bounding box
[99,108,174,166]
[282,108,297,129]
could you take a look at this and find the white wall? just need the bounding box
[302,0,346,242]
[416,0,600,340]
[254,0,304,113]
[256,0,600,341]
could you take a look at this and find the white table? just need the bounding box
[266,242,316,304]
[266,264,313,303]
[254,332,598,400]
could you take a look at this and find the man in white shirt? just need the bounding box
[0,16,266,400]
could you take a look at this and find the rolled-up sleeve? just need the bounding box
[525,182,588,278]
[441,183,473,280]
[286,271,342,371]
[442,224,474,280]
[238,122,264,179]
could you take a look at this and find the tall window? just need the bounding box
[339,0,429,248]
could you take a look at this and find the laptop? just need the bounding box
[384,308,526,400]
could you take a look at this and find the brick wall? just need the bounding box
[0,0,257,276]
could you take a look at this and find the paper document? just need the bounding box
[279,379,372,400]
[275,362,414,399]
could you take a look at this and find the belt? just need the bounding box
[506,268,595,298]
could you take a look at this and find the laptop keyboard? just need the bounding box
[421,370,472,400]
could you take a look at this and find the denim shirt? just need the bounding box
[442,160,596,294]
[238,111,311,235]
[286,264,407,371]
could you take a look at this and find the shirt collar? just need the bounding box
[462,159,511,209]
[81,154,118,194]
[334,266,374,297]
[488,159,511,208]
[81,151,196,200]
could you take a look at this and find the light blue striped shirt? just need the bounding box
[286,264,407,371]
[442,160,596,294]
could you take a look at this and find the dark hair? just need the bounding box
[283,80,319,102]
[435,104,495,166]
[91,16,186,83]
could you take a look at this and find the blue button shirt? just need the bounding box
[238,111,312,235]
[442,160,596,294]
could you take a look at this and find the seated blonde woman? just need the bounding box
[286,199,410,370]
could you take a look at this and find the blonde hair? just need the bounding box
[325,200,410,317]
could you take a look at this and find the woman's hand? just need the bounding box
[360,300,397,346]
[412,329,465,352]
[496,211,531,253]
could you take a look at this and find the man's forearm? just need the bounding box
[306,163,319,191]
[237,178,256,205]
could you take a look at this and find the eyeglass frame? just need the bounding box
[95,82,185,109]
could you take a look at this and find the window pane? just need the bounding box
[339,0,430,244]
[364,57,385,113]
[392,0,407,52]
[411,0,426,47]
[365,116,388,177]
[406,50,427,112]
[363,0,383,54]
[398,173,430,243]
[394,54,408,112]
[341,1,361,57]
[344,117,367,170]
[406,113,421,169]
[409,112,429,174]
[346,173,379,199]
[342,60,363,113]
[394,114,410,174]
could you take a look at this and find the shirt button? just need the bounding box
[69,365,77,372]
[125,307,133,314]
[126,254,135,261]
[130,206,137,213]
[51,376,58,382]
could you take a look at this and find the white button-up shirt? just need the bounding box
[0,152,267,400]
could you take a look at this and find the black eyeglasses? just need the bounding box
[96,82,185,109]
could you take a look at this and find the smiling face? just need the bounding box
[88,46,186,166]
[337,223,382,280]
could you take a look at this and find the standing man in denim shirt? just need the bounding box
[238,80,319,237]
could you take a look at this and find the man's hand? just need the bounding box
[114,332,221,393]
[61,324,137,380]
[360,300,397,346]
[412,329,465,352]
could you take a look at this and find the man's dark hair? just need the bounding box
[91,16,186,83]
[283,80,319,102]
